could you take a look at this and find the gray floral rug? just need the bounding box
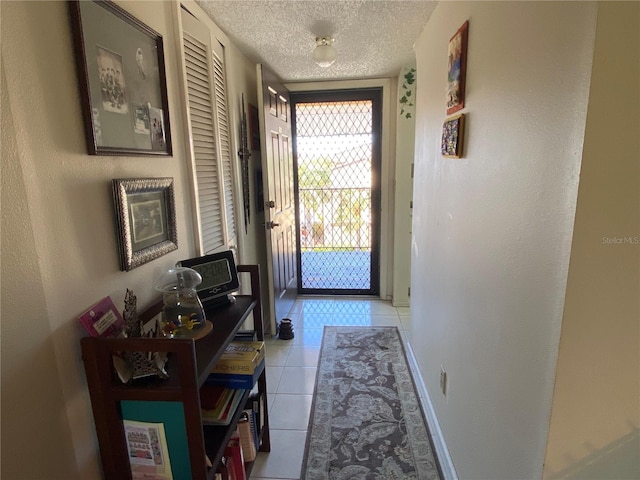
[301,327,441,480]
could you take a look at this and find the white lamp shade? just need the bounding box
[313,38,336,67]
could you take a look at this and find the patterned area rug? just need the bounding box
[301,327,441,480]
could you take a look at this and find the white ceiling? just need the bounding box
[195,0,438,83]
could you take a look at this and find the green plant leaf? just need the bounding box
[404,70,416,84]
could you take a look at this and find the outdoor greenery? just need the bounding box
[298,157,371,249]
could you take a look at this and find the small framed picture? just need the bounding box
[112,178,177,271]
[441,114,465,158]
[69,1,172,156]
[446,20,469,115]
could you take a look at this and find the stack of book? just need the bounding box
[200,341,266,425]
[199,386,245,426]
[206,341,265,389]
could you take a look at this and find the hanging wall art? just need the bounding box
[112,177,177,271]
[446,20,469,115]
[441,114,465,158]
[69,0,172,156]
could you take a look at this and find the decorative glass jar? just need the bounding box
[154,267,207,338]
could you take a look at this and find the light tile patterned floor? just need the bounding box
[249,296,411,480]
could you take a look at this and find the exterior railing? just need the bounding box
[298,187,371,250]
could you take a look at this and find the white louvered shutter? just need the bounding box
[181,8,236,254]
[212,44,236,244]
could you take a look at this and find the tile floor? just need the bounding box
[249,296,412,480]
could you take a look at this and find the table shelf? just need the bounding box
[81,264,270,480]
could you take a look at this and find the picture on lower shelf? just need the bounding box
[200,388,246,426]
[123,419,173,480]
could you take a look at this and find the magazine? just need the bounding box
[124,420,173,480]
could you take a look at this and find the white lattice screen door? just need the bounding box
[291,89,382,295]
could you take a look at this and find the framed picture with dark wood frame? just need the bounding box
[112,178,177,271]
[69,0,172,156]
[446,20,469,115]
[441,114,465,158]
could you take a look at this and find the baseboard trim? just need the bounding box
[406,341,458,480]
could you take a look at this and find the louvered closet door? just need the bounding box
[181,8,236,254]
[211,49,236,245]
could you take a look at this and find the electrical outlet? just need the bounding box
[440,365,447,396]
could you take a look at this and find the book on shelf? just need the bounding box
[210,341,265,375]
[245,391,263,445]
[244,390,264,442]
[224,436,246,480]
[236,411,257,462]
[205,359,265,389]
[201,388,246,426]
[200,385,235,421]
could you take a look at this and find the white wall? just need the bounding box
[544,3,640,478]
[1,1,259,477]
[410,2,597,478]
[393,64,416,306]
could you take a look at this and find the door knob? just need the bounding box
[265,221,280,229]
[267,200,276,208]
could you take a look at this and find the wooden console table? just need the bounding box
[81,264,270,480]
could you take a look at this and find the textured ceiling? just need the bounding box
[195,0,437,83]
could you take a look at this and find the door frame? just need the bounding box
[287,79,394,300]
[290,88,383,295]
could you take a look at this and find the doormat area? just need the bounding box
[301,326,442,480]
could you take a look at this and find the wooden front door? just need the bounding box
[257,65,297,333]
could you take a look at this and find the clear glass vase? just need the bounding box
[154,267,206,338]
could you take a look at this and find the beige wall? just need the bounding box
[544,3,640,478]
[225,42,271,326]
[393,64,416,306]
[411,2,597,478]
[1,1,259,478]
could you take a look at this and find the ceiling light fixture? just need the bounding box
[313,37,336,68]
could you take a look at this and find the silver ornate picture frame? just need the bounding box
[112,177,177,271]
